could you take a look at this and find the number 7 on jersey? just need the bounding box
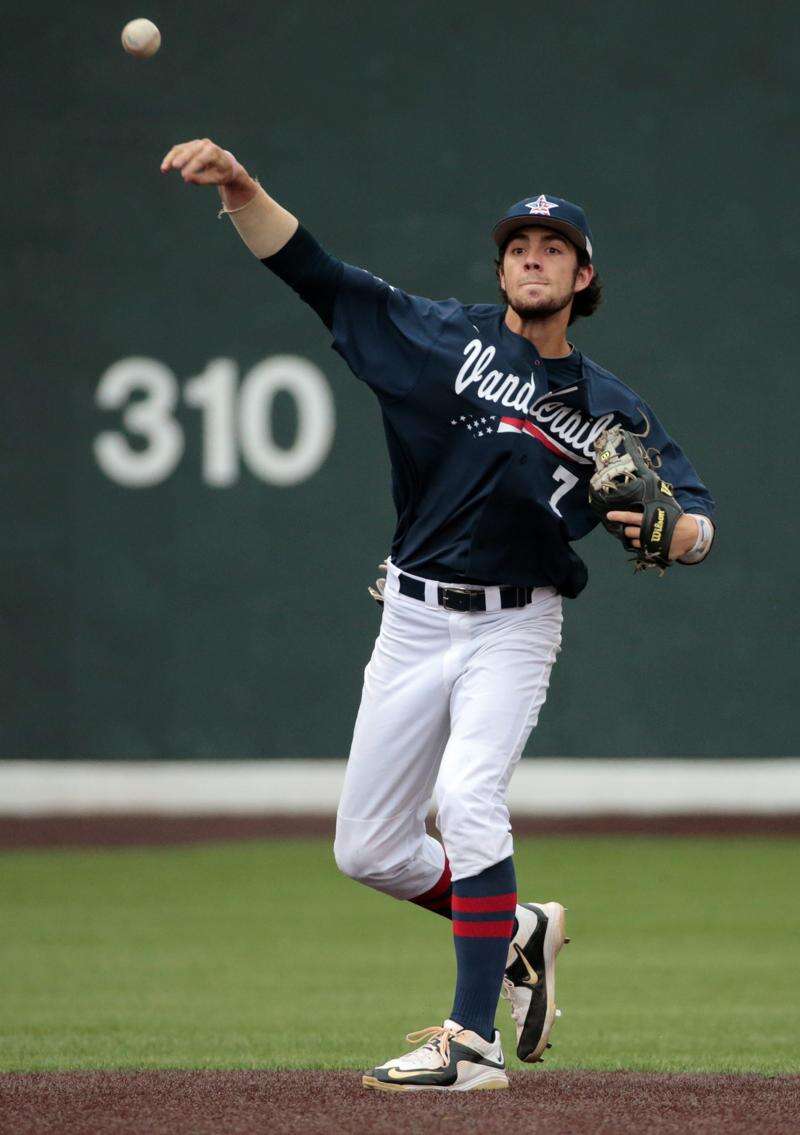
[549,465,579,517]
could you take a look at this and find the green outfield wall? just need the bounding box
[3,2,797,758]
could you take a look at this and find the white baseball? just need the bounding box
[121,18,161,59]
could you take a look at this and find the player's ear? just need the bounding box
[573,263,594,295]
[494,243,506,292]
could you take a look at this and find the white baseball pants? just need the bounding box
[334,560,563,893]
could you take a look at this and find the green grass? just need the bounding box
[0,836,798,1073]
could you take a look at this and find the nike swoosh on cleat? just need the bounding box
[513,942,540,986]
[387,1066,440,1080]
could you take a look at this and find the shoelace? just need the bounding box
[500,977,527,1027]
[403,1025,459,1065]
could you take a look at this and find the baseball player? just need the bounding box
[161,140,716,1092]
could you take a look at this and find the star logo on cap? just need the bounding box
[525,195,558,216]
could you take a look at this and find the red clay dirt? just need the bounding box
[2,812,800,849]
[1,1070,798,1135]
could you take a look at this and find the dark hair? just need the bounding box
[495,238,603,325]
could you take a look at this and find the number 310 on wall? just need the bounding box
[94,355,336,488]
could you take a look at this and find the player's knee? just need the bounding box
[333,840,409,890]
[333,824,390,886]
[333,821,415,891]
[333,836,374,884]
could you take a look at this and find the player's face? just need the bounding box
[499,227,593,320]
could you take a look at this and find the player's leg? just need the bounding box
[334,579,452,905]
[435,587,564,1048]
[344,579,511,1092]
[362,587,563,1092]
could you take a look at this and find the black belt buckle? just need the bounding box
[439,585,484,612]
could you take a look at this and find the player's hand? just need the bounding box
[160,139,240,185]
[606,511,701,560]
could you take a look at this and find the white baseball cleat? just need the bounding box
[362,1019,509,1092]
[501,901,569,1063]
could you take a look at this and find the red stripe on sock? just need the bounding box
[451,892,517,913]
[453,919,515,938]
[410,860,452,907]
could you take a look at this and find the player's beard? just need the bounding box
[504,281,575,321]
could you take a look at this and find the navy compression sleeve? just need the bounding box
[260,225,343,330]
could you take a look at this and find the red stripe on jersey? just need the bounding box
[522,421,574,459]
[522,421,591,465]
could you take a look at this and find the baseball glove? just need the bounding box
[588,424,684,573]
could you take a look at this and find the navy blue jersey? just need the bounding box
[264,228,715,598]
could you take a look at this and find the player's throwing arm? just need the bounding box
[160,138,299,258]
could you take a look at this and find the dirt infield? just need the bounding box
[2,812,800,849]
[1,1070,798,1135]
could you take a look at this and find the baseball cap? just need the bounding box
[492,195,593,261]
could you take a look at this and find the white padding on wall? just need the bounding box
[1,759,799,816]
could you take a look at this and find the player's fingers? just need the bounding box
[161,141,192,170]
[165,139,206,172]
[160,144,183,171]
[182,162,224,185]
[188,146,238,184]
[607,510,643,525]
[184,166,226,185]
[623,525,641,539]
[162,144,198,173]
[181,141,220,180]
[179,143,213,177]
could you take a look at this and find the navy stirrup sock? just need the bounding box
[450,856,517,1043]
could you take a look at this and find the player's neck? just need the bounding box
[503,307,572,359]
